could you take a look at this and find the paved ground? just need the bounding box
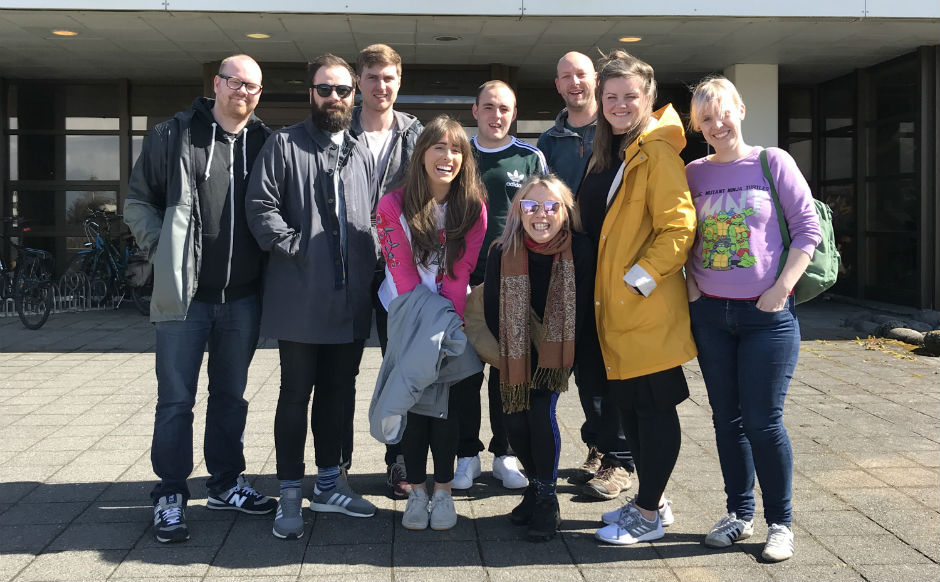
[0,298,938,582]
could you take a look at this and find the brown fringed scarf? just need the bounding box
[498,229,577,413]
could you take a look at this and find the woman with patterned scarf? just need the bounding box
[482,174,595,542]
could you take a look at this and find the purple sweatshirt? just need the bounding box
[685,147,822,299]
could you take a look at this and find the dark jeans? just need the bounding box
[574,314,633,469]
[400,379,465,485]
[454,368,512,458]
[607,367,687,512]
[150,295,260,504]
[689,295,799,526]
[275,339,365,481]
[503,385,560,482]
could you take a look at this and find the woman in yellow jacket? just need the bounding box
[590,51,697,545]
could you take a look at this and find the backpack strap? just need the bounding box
[759,148,791,277]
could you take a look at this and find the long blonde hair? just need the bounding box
[587,50,657,173]
[499,174,583,253]
[401,115,486,277]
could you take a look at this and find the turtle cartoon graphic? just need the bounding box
[728,209,756,268]
[709,239,733,270]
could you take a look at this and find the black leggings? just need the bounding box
[607,366,687,511]
[275,340,364,480]
[400,377,468,485]
[502,379,561,482]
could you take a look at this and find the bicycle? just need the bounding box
[59,210,151,316]
[0,218,55,330]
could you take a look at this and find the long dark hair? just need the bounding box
[401,115,486,277]
[587,50,657,173]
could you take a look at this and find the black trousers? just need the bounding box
[502,381,561,482]
[275,339,364,480]
[607,366,687,511]
[341,270,400,469]
[400,378,468,485]
[454,368,512,458]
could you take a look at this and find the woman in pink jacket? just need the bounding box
[375,115,487,531]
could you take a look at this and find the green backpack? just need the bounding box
[760,149,840,304]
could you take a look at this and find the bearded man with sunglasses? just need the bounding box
[125,54,276,544]
[246,53,380,540]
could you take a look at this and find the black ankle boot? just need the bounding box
[526,495,561,542]
[509,484,537,526]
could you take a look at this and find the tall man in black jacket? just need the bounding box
[125,54,277,545]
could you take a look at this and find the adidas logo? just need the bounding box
[506,170,525,188]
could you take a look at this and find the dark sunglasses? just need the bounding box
[520,199,562,216]
[312,84,354,98]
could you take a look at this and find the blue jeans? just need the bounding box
[689,295,799,526]
[150,295,261,504]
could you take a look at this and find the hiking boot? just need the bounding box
[704,512,754,548]
[527,495,561,543]
[153,494,189,543]
[206,475,277,515]
[595,502,664,545]
[568,446,602,485]
[509,484,537,526]
[603,497,674,527]
[309,479,376,518]
[401,487,429,530]
[492,455,527,489]
[761,523,794,562]
[272,488,304,540]
[386,456,411,499]
[452,455,481,490]
[429,489,457,530]
[583,461,632,500]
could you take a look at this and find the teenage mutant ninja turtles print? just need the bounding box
[700,207,756,270]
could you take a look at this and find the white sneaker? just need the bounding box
[761,523,794,562]
[429,489,458,530]
[452,455,481,490]
[401,488,429,530]
[492,455,527,489]
[602,497,674,527]
[595,503,664,545]
[704,512,754,548]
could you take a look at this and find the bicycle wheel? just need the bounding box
[131,282,152,316]
[15,278,52,330]
[62,252,110,307]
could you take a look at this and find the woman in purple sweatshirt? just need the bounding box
[684,77,821,563]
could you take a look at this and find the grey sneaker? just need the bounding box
[401,487,429,530]
[584,462,633,500]
[603,497,674,527]
[429,489,457,530]
[761,523,794,562]
[704,512,754,548]
[309,480,376,518]
[153,494,189,543]
[272,488,305,540]
[595,502,664,545]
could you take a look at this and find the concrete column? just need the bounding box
[723,64,778,148]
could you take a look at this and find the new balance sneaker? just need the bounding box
[761,523,794,562]
[492,455,527,489]
[704,512,754,548]
[584,461,633,500]
[153,494,189,544]
[308,480,376,518]
[568,446,602,485]
[429,488,457,531]
[603,497,674,527]
[207,475,277,515]
[401,487,430,530]
[272,488,304,540]
[452,455,481,490]
[595,503,664,545]
[386,456,411,499]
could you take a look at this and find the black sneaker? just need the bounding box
[206,475,277,515]
[509,484,537,526]
[153,494,189,543]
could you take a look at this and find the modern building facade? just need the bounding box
[1,2,938,307]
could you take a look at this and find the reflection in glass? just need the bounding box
[8,136,17,181]
[66,135,120,180]
[132,136,144,169]
[821,183,856,295]
[65,117,119,130]
[12,190,56,227]
[825,137,853,180]
[788,139,812,182]
[786,89,812,133]
[867,179,917,232]
[865,233,918,303]
[66,191,118,226]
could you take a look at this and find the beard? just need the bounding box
[311,99,352,133]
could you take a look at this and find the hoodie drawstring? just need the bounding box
[241,130,248,179]
[204,122,218,181]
